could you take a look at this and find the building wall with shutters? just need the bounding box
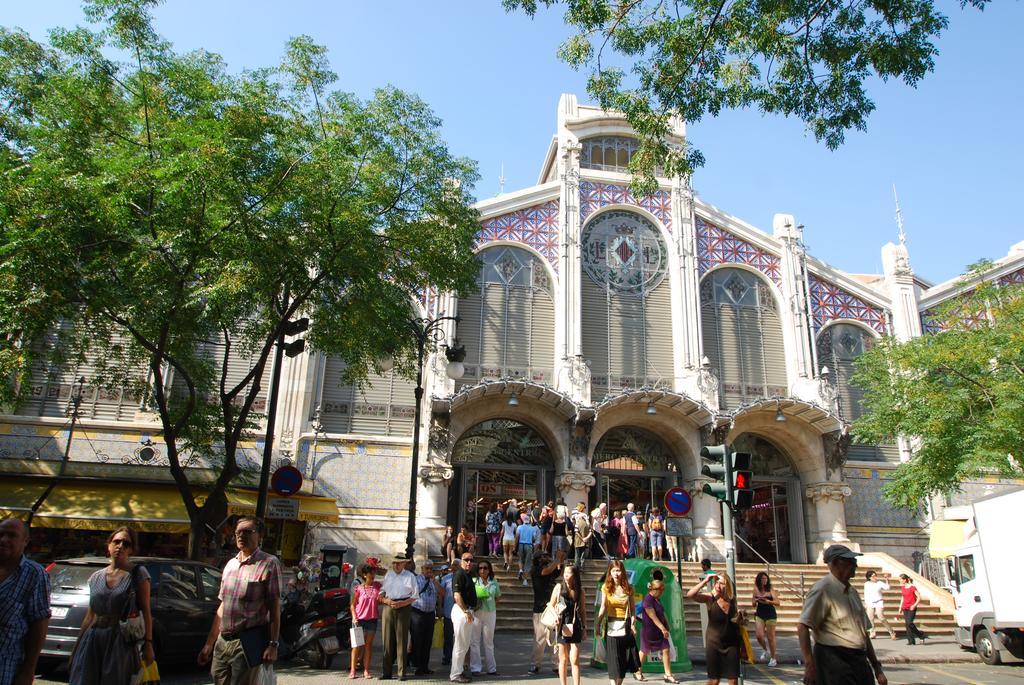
[699,267,788,409]
[454,245,557,391]
[578,209,675,400]
[317,357,418,437]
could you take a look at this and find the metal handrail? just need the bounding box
[733,532,807,600]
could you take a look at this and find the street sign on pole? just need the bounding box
[663,487,692,516]
[665,516,692,537]
[271,465,303,497]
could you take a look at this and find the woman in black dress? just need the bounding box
[552,564,587,685]
[687,572,739,685]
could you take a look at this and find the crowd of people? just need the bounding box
[0,510,919,685]
[442,499,687,576]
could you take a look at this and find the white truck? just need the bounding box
[947,488,1024,664]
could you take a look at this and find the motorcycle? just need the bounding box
[279,586,352,669]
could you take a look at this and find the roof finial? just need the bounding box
[498,162,506,196]
[893,184,907,247]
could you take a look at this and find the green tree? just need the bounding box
[0,0,480,557]
[852,265,1024,508]
[505,0,982,194]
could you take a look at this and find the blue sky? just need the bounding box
[6,1,1022,285]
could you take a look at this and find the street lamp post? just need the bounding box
[256,315,309,520]
[402,315,464,561]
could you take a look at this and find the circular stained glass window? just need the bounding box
[581,210,667,294]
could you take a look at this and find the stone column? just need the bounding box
[773,214,816,394]
[686,478,724,561]
[673,177,703,396]
[804,482,856,561]
[415,416,456,556]
[556,470,596,511]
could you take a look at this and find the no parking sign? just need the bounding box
[663,486,692,516]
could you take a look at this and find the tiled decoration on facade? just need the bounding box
[476,200,560,272]
[808,274,887,333]
[309,440,411,511]
[0,427,209,468]
[417,285,441,318]
[843,468,925,528]
[579,181,673,232]
[997,265,1024,285]
[695,217,782,286]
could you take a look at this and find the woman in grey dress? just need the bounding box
[70,527,155,685]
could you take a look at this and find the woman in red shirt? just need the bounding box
[899,574,927,645]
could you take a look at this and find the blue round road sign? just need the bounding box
[271,465,303,497]
[664,487,691,516]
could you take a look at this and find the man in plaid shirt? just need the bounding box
[199,517,283,685]
[0,519,50,685]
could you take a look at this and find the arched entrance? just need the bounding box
[590,426,678,518]
[448,419,557,536]
[731,433,807,563]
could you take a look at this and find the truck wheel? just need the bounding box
[975,627,1001,665]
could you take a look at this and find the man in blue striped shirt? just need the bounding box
[0,519,50,685]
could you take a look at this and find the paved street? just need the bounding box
[37,633,1023,685]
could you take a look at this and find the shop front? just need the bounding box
[1,477,339,565]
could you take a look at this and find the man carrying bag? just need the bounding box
[198,517,283,685]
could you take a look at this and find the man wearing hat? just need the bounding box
[798,545,887,685]
[379,553,419,680]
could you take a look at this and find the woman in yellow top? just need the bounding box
[595,559,639,685]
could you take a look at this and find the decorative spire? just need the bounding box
[893,184,907,247]
[498,162,506,196]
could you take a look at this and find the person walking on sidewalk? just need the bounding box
[862,572,896,641]
[752,571,780,666]
[198,517,282,685]
[638,579,679,683]
[0,518,50,685]
[553,564,586,685]
[449,553,478,684]
[596,559,639,685]
[379,553,419,681]
[350,563,382,679]
[899,574,927,646]
[529,551,563,675]
[687,570,739,685]
[410,560,441,677]
[797,545,887,685]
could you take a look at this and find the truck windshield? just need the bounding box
[957,555,976,583]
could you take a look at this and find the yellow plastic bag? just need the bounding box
[132,659,160,685]
[739,624,755,664]
[432,617,444,649]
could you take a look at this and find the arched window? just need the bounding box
[580,210,674,399]
[580,136,639,173]
[455,246,556,390]
[700,268,787,409]
[816,323,874,421]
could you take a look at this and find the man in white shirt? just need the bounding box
[590,503,608,558]
[380,553,419,680]
[862,571,896,640]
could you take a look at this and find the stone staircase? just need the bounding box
[466,557,957,637]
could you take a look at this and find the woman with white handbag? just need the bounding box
[553,565,587,685]
[595,559,640,685]
[349,562,382,679]
[69,527,154,685]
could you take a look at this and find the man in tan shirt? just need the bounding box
[798,545,886,685]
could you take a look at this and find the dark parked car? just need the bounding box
[42,557,221,667]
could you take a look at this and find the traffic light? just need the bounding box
[732,451,754,510]
[700,444,731,502]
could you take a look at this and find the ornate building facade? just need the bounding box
[4,94,1023,565]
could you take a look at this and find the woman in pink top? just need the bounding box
[350,563,382,678]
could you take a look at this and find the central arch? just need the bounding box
[590,425,678,523]
[730,432,807,564]
[447,418,558,541]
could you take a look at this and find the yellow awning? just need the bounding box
[226,489,339,524]
[32,482,195,534]
[0,481,48,520]
[929,519,967,558]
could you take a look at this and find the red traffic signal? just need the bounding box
[734,470,751,490]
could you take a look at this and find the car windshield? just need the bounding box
[49,563,103,593]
